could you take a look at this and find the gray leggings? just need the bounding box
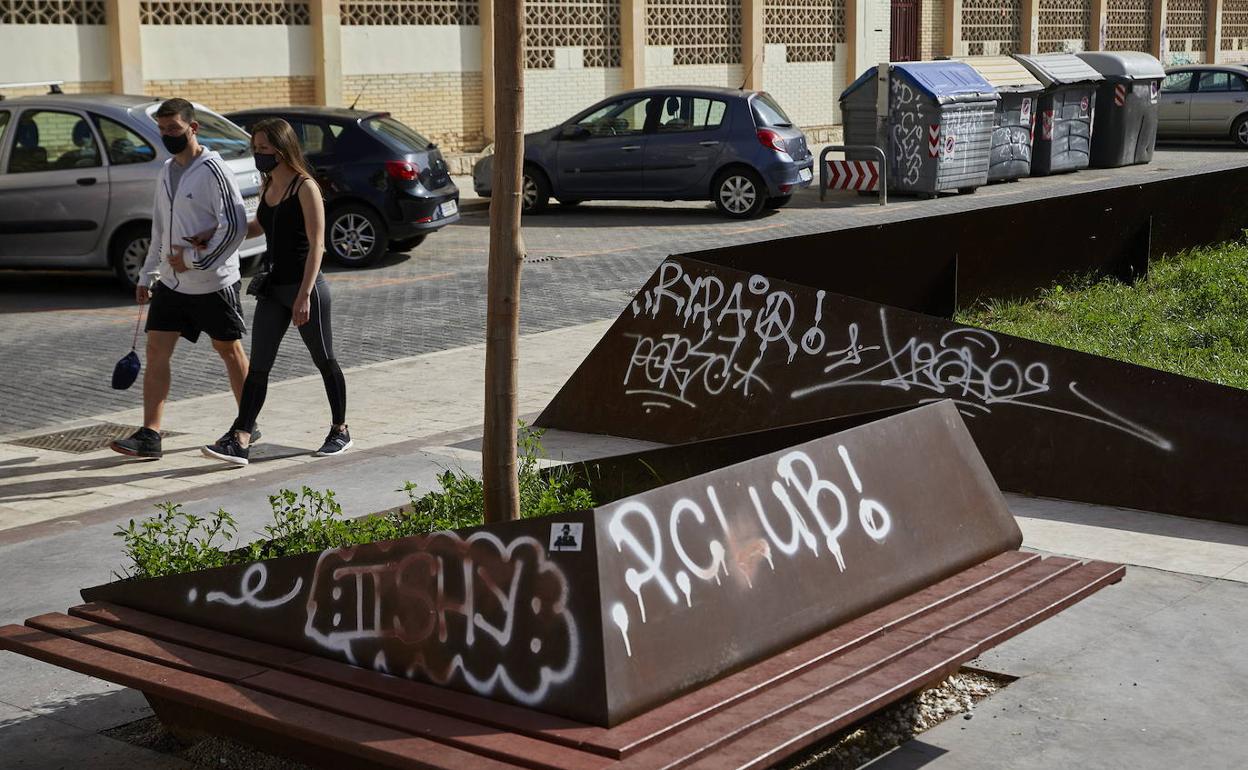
[232,276,346,433]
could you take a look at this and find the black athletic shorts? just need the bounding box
[145,281,247,343]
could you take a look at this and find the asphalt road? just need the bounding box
[2,144,1245,434]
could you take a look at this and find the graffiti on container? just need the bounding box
[605,442,892,656]
[622,260,1172,451]
[193,531,580,706]
[890,77,925,184]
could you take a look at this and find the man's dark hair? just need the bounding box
[154,98,195,123]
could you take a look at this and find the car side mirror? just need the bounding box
[561,124,591,140]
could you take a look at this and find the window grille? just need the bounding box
[646,0,742,66]
[764,0,845,63]
[1,0,105,24]
[1037,0,1091,53]
[525,0,620,69]
[1166,0,1207,54]
[140,1,310,25]
[961,0,1021,56]
[1105,0,1152,52]
[340,1,477,25]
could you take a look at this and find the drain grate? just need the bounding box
[6,423,182,454]
[524,255,564,264]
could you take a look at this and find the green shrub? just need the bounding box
[114,425,595,579]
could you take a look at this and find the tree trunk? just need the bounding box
[483,0,525,523]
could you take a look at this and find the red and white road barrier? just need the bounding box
[927,125,940,158]
[825,159,880,192]
[1113,83,1127,107]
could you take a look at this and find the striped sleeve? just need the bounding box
[193,159,246,270]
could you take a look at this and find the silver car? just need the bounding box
[1158,65,1248,147]
[0,90,265,288]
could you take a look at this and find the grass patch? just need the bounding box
[958,242,1248,389]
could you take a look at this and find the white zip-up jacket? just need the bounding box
[141,148,247,294]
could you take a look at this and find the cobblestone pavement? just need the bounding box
[1,145,1244,434]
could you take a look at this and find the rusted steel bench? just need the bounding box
[0,403,1124,767]
[0,551,1121,768]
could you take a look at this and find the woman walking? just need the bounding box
[202,118,350,465]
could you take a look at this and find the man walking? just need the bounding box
[111,98,250,459]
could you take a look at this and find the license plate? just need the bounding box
[799,168,813,182]
[243,195,260,217]
[440,200,458,218]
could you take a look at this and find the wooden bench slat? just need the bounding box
[67,601,311,668]
[945,560,1126,652]
[25,613,269,682]
[680,560,1126,770]
[596,550,1038,756]
[243,669,613,770]
[0,625,516,770]
[623,636,976,770]
[608,555,1082,768]
[29,612,608,770]
[69,551,1040,761]
[70,601,612,755]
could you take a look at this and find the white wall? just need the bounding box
[341,25,481,75]
[644,46,746,88]
[525,64,626,131]
[762,43,847,127]
[0,24,110,84]
[140,25,313,79]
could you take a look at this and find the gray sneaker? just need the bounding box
[314,425,352,457]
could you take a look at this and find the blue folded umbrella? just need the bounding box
[112,349,141,390]
[112,304,145,390]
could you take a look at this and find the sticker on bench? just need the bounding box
[549,522,583,552]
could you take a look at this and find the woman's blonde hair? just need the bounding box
[250,117,317,189]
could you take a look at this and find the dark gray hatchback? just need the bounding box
[473,87,813,218]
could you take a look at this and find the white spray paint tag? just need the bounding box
[549,522,584,552]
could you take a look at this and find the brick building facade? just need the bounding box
[0,0,1239,152]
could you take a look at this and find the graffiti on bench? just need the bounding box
[623,258,1169,450]
[188,531,581,707]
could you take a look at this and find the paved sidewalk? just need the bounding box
[0,320,613,539]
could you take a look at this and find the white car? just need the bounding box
[0,88,266,288]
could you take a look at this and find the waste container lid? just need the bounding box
[954,56,1044,93]
[840,61,997,104]
[1075,51,1166,80]
[1013,53,1105,86]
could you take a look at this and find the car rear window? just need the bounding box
[751,93,794,128]
[192,110,252,159]
[363,116,431,152]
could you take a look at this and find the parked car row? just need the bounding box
[0,87,460,288]
[472,87,815,219]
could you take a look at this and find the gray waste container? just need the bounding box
[840,61,998,196]
[1076,51,1165,167]
[1013,53,1104,175]
[955,56,1044,182]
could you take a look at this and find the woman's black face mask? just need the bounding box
[253,152,279,173]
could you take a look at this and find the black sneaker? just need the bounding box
[110,427,162,459]
[202,431,250,466]
[315,425,352,457]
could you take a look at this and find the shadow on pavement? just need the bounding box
[0,271,132,312]
[0,445,312,502]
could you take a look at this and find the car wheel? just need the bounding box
[713,168,767,219]
[764,194,793,210]
[390,234,428,252]
[521,167,551,214]
[327,204,388,268]
[1233,115,1248,148]
[110,222,151,291]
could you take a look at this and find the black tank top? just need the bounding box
[257,176,311,286]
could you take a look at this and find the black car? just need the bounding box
[227,107,459,267]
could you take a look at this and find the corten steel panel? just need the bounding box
[83,511,612,725]
[79,403,1021,727]
[534,256,1248,525]
[590,401,1020,723]
[683,164,1248,313]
